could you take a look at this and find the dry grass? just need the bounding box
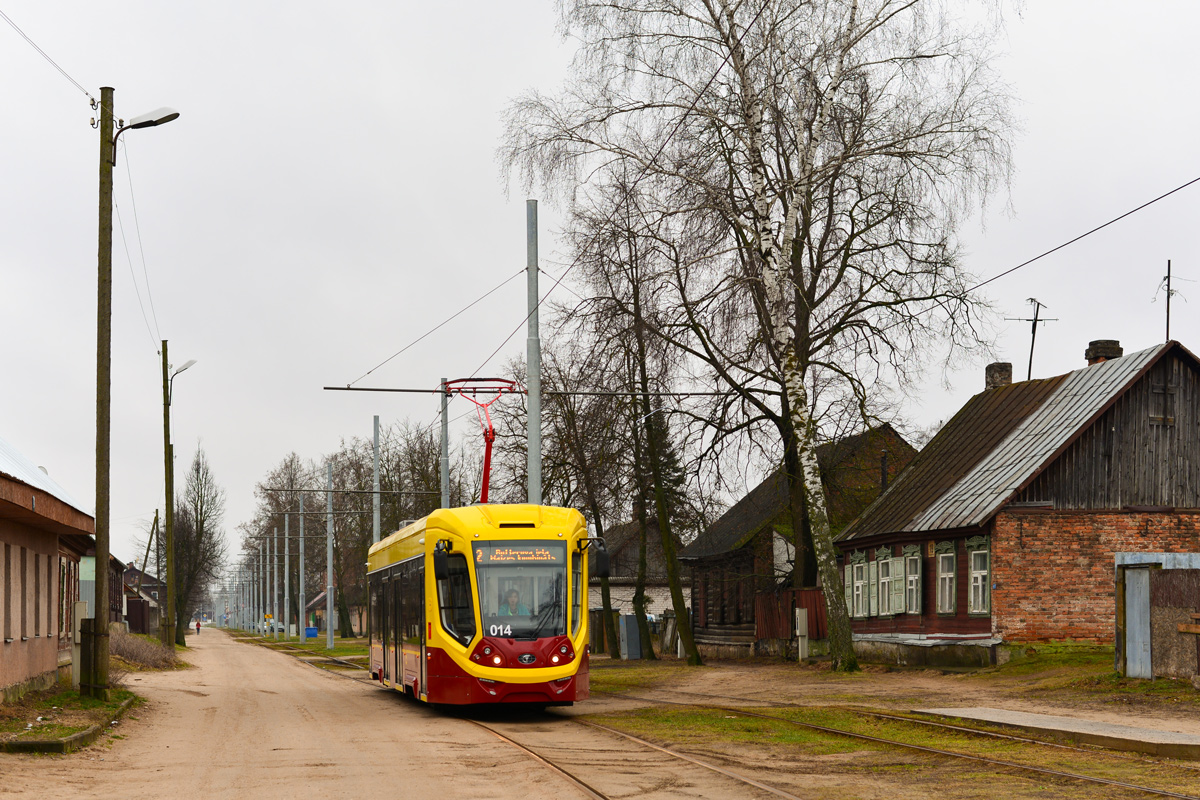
[110,629,178,671]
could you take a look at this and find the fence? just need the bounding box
[755,589,827,641]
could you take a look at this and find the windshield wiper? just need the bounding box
[523,598,562,640]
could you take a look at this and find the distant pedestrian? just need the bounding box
[196,621,201,635]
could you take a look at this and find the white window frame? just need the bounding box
[969,549,990,614]
[878,558,892,616]
[852,562,867,618]
[905,554,922,614]
[936,551,956,614]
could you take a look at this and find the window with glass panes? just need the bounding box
[936,550,956,614]
[852,562,867,617]
[905,554,921,614]
[968,549,989,614]
[878,558,893,615]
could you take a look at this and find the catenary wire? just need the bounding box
[346,268,526,388]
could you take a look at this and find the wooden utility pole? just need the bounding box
[91,85,115,701]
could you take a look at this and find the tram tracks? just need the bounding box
[614,688,1200,799]
[248,638,1200,799]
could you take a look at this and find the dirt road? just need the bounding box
[0,629,604,799]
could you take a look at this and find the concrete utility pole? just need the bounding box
[373,416,381,545]
[284,513,290,638]
[161,343,176,650]
[526,199,542,506]
[327,461,335,649]
[91,86,116,700]
[440,379,450,509]
[299,494,306,644]
[273,527,280,641]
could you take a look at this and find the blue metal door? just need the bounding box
[1124,568,1151,679]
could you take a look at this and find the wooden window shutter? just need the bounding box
[873,556,883,618]
[844,564,852,613]
[891,557,905,615]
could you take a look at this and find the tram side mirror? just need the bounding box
[432,548,449,581]
[594,547,610,579]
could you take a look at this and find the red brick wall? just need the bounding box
[992,510,1200,642]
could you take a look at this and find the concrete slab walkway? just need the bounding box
[920,707,1200,760]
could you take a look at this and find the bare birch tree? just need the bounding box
[504,0,1013,669]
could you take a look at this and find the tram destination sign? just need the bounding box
[475,544,564,565]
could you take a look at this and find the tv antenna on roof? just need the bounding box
[1005,298,1058,381]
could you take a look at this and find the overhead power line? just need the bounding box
[970,173,1200,292]
[0,8,95,102]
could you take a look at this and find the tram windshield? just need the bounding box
[474,541,566,639]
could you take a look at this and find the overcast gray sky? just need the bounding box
[3,2,1199,565]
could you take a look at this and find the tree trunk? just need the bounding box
[588,506,621,659]
[337,585,355,639]
[631,276,701,666]
[632,496,657,660]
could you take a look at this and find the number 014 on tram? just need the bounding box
[366,504,609,705]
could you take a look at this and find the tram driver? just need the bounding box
[499,588,530,616]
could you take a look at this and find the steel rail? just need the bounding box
[462,719,611,800]
[576,719,806,800]
[631,685,1200,773]
[617,691,1199,800]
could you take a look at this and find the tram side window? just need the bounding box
[401,560,423,645]
[437,554,476,646]
[570,550,582,637]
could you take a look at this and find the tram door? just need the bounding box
[416,561,426,697]
[393,564,404,687]
[381,574,392,684]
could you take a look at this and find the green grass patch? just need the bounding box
[16,722,90,740]
[274,640,369,658]
[589,706,866,754]
[589,660,690,694]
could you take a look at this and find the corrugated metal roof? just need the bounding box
[910,343,1167,531]
[838,375,1066,540]
[0,433,90,516]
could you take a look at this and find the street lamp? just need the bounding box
[92,87,178,700]
[162,344,196,650]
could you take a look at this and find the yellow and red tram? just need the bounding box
[367,503,605,706]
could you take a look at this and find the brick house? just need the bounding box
[680,424,916,656]
[835,340,1200,662]
[1,435,94,702]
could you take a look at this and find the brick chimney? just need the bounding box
[985,362,1012,390]
[1085,339,1123,366]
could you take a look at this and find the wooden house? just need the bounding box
[0,435,94,702]
[587,517,687,620]
[680,424,916,657]
[835,341,1200,665]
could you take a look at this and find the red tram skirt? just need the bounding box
[424,647,589,705]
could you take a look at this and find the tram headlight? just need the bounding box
[559,645,568,654]
[483,646,492,655]
[492,654,502,666]
[551,655,560,664]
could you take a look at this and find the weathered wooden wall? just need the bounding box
[1018,355,1200,509]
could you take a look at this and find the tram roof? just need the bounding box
[368,504,586,566]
